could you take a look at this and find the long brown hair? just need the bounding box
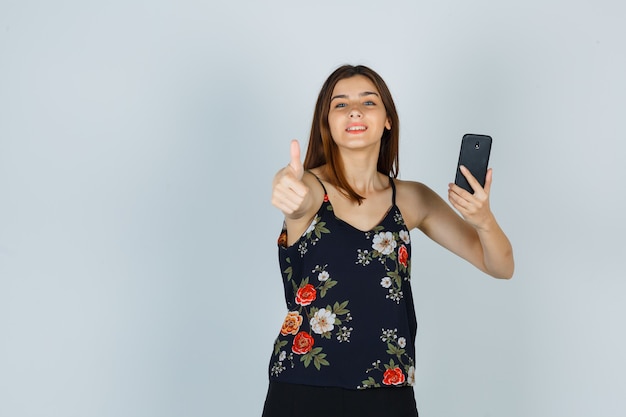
[303,65,400,204]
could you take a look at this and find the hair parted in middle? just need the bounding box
[303,64,400,204]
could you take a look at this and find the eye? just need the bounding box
[364,100,376,106]
[334,103,347,108]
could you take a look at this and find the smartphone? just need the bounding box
[454,133,492,194]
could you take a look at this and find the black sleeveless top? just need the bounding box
[269,174,417,390]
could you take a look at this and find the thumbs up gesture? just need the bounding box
[271,140,310,218]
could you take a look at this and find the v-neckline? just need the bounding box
[326,199,396,233]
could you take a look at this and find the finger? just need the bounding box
[272,184,306,213]
[289,139,304,180]
[460,165,483,194]
[448,186,470,211]
[282,175,308,198]
[448,181,472,202]
[274,193,303,214]
[448,182,482,212]
[483,168,493,195]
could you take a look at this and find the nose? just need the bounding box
[349,106,362,118]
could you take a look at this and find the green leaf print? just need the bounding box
[313,222,330,239]
[386,342,405,357]
[384,358,397,371]
[300,347,329,369]
[332,300,350,316]
[274,339,288,355]
[313,353,329,370]
[298,276,309,289]
[319,279,337,297]
[283,257,293,281]
[361,377,381,389]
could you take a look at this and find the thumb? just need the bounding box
[289,139,304,180]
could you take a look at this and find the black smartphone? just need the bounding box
[454,133,492,194]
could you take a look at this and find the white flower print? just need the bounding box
[271,361,286,376]
[356,249,371,266]
[279,351,287,361]
[372,231,397,255]
[318,271,330,281]
[336,326,353,342]
[380,277,392,288]
[298,241,308,256]
[381,328,398,342]
[399,230,411,245]
[398,337,406,348]
[387,288,404,303]
[310,308,337,334]
[407,366,415,385]
[305,216,318,235]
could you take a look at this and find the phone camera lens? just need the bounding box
[475,142,480,149]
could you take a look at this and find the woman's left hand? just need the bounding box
[447,165,495,231]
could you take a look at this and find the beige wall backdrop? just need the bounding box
[1,1,624,416]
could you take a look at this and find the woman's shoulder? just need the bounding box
[304,167,328,195]
[302,168,330,212]
[393,178,442,230]
[393,178,436,199]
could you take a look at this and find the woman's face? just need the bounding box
[327,75,391,152]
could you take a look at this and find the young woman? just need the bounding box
[263,65,514,417]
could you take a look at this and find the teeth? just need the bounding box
[347,126,367,131]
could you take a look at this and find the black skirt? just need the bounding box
[261,381,418,417]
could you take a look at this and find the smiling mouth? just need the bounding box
[346,126,367,132]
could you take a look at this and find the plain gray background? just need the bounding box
[1,1,624,416]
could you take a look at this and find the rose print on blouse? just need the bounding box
[295,284,317,306]
[271,261,352,375]
[280,311,304,336]
[372,231,397,255]
[398,245,409,268]
[310,308,336,334]
[382,367,405,385]
[292,331,315,354]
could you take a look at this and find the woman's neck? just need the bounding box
[337,150,385,195]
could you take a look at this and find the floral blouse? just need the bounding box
[269,175,417,390]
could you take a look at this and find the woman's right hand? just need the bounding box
[271,140,310,218]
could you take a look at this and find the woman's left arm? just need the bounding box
[406,166,514,279]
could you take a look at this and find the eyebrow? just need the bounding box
[330,91,380,102]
